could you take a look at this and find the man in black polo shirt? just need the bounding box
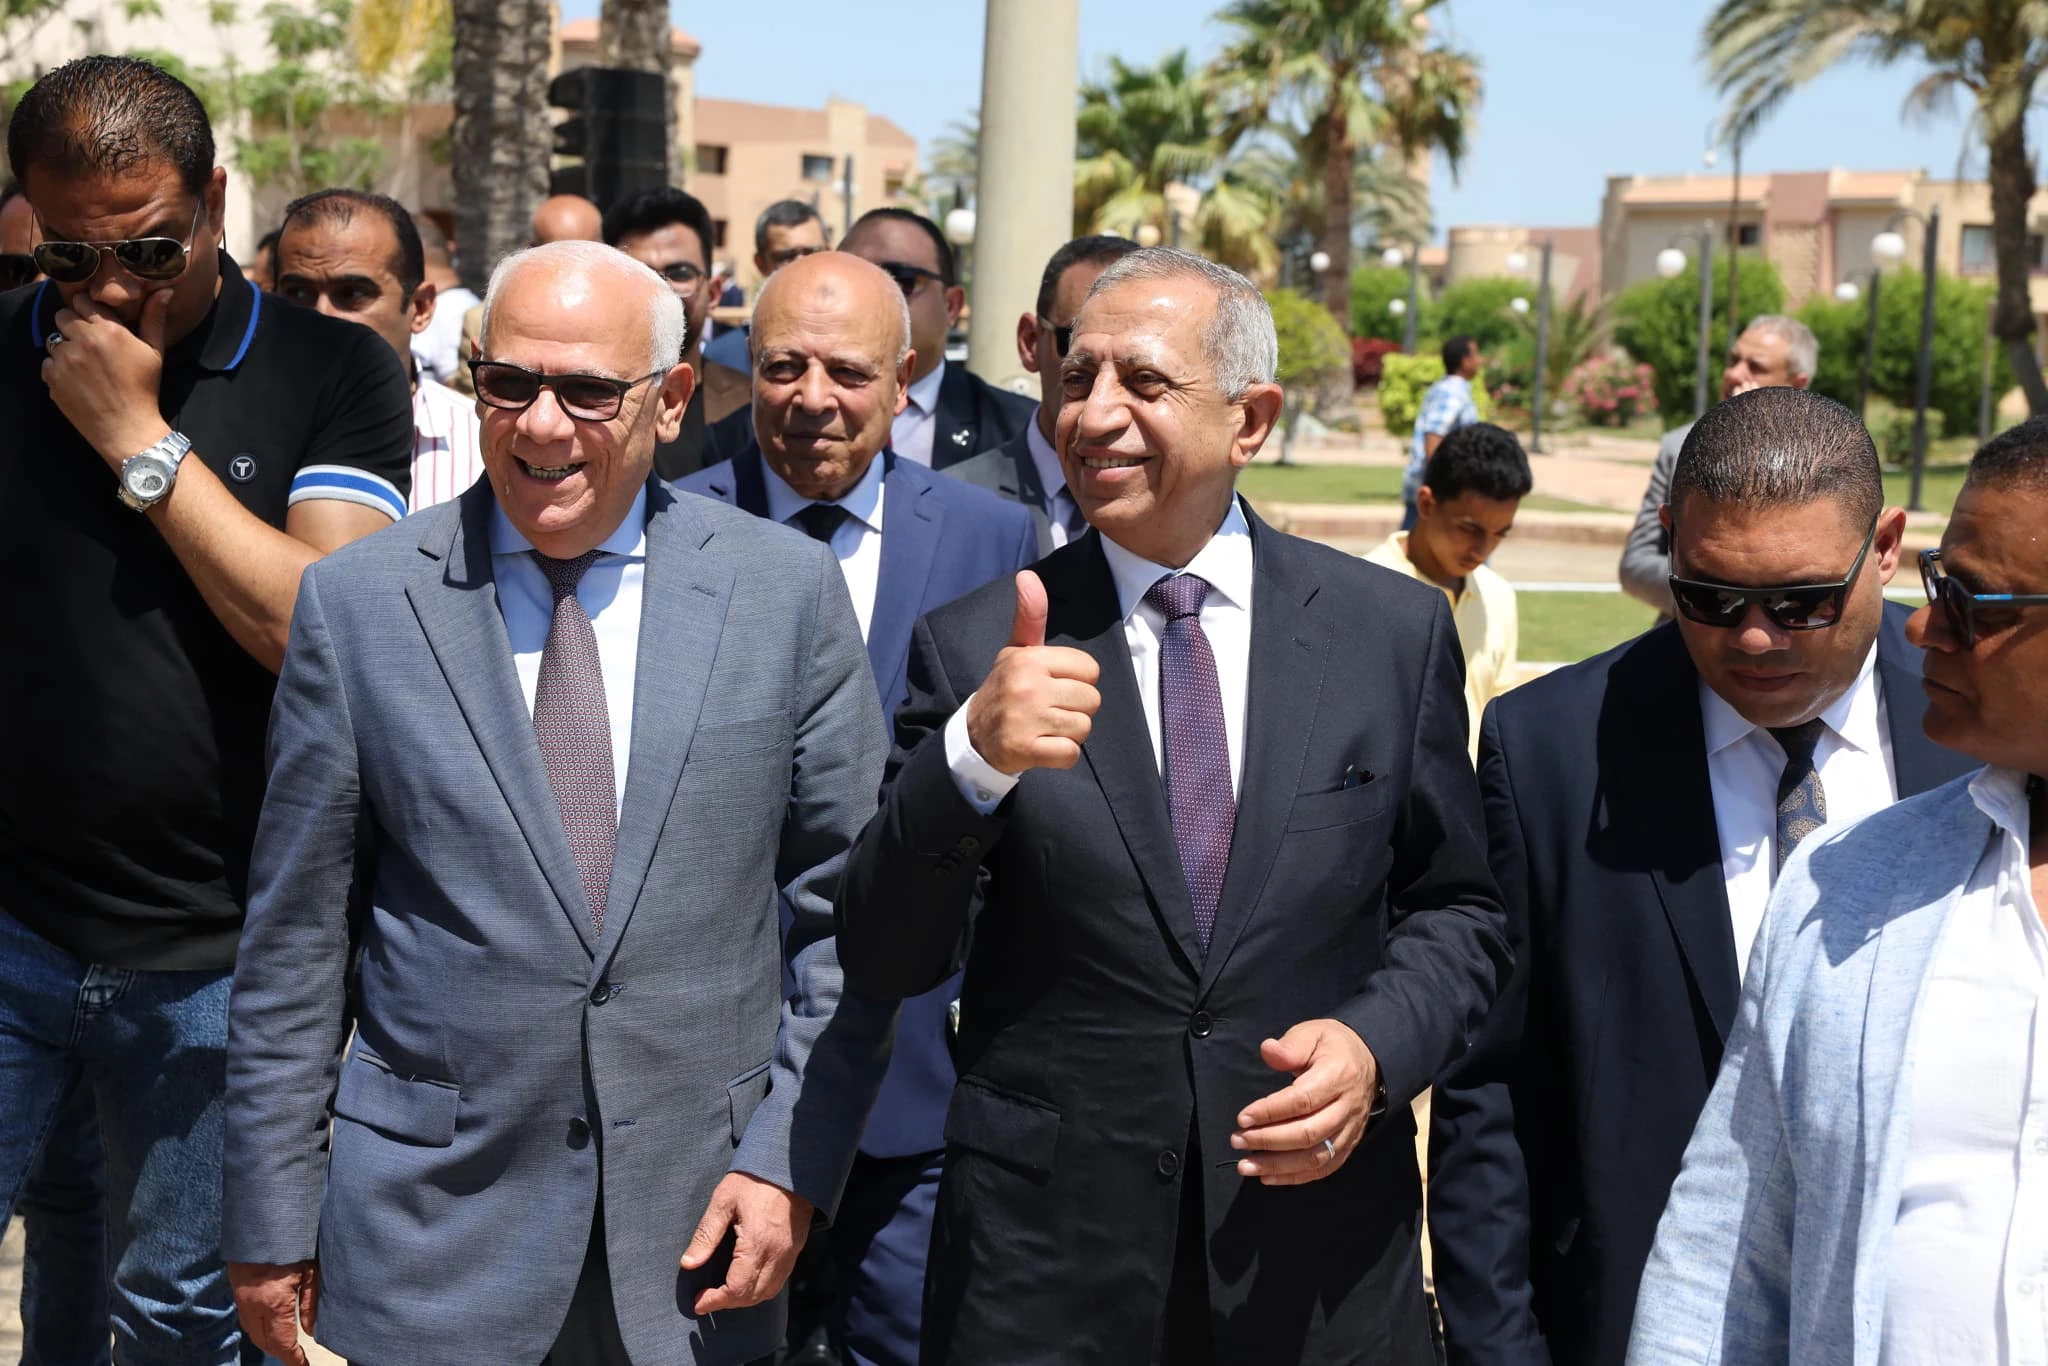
[0,56,413,1362]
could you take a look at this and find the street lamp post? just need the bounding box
[1854,267,1882,420]
[1656,223,1715,420]
[1509,239,1556,453]
[1873,205,1942,512]
[1384,244,1419,352]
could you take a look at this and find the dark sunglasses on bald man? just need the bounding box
[469,359,665,423]
[877,260,944,296]
[1668,514,1878,631]
[32,202,203,284]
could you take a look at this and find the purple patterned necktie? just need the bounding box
[1145,573,1236,952]
[531,549,615,932]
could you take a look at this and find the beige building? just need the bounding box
[1600,168,2048,331]
[1442,224,1601,302]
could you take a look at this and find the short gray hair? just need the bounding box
[1744,314,1819,382]
[1086,247,1278,401]
[481,240,687,373]
[1671,386,1881,528]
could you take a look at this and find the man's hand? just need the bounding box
[1230,1019,1381,1187]
[680,1171,814,1316]
[228,1260,318,1365]
[42,289,174,468]
[965,570,1102,775]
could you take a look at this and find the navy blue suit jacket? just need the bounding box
[677,447,1038,1156]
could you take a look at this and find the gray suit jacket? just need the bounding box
[1627,770,1997,1366]
[944,422,1055,556]
[1617,422,1691,617]
[222,477,895,1366]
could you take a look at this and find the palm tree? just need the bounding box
[1233,125,1435,262]
[449,0,553,292]
[1704,0,2048,414]
[1213,0,1480,327]
[925,112,980,210]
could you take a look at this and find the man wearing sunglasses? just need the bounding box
[0,54,414,1366]
[605,186,746,480]
[1429,387,1971,1366]
[222,240,897,1365]
[945,234,1140,554]
[1631,417,2048,1365]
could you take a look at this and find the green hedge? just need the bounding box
[1795,269,2011,438]
[1613,252,1786,429]
[1350,265,1431,343]
[1380,353,1442,438]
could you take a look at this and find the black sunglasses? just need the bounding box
[32,201,203,285]
[1920,548,2048,648]
[1039,315,1073,358]
[877,260,945,296]
[656,261,705,286]
[469,359,666,422]
[0,253,38,290]
[1669,515,1879,631]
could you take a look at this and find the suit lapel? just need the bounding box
[932,364,977,467]
[406,485,597,956]
[595,483,735,978]
[1005,429,1055,555]
[724,446,770,518]
[868,459,939,702]
[1053,539,1205,976]
[1199,514,1325,995]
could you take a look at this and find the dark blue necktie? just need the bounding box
[1770,718,1828,874]
[1145,573,1236,951]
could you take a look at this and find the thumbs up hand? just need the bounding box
[965,571,1103,775]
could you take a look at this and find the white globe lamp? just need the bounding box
[943,206,976,247]
[1655,247,1688,280]
[1871,230,1907,266]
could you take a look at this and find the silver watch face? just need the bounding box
[124,457,172,501]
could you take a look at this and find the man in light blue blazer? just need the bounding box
[220,241,897,1366]
[679,251,1037,1366]
[1630,419,2048,1366]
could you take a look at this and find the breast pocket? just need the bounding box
[944,1078,1062,1174]
[1284,780,1396,833]
[332,1050,460,1147]
[687,710,792,765]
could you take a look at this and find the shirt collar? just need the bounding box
[1024,414,1066,500]
[905,359,945,417]
[28,248,260,373]
[1699,636,1883,758]
[1968,765,2037,843]
[490,485,649,559]
[1099,495,1254,622]
[760,450,886,534]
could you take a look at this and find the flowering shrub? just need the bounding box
[1351,337,1402,386]
[1563,354,1658,427]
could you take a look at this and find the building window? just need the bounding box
[801,153,835,183]
[1735,223,1761,247]
[695,144,728,176]
[712,219,728,251]
[1958,224,2045,274]
[884,174,905,198]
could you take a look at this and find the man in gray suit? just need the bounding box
[1617,315,1816,616]
[220,240,896,1365]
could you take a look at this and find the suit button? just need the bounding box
[589,982,613,1005]
[567,1116,591,1148]
[1156,1150,1180,1178]
[954,835,980,853]
[1189,1011,1213,1039]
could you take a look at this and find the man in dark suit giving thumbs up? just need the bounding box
[836,248,1508,1366]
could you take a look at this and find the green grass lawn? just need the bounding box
[1883,463,1969,517]
[1237,462,1599,514]
[1518,591,1656,664]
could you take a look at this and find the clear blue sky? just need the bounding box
[559,0,2013,239]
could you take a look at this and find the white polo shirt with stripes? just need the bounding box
[409,377,486,512]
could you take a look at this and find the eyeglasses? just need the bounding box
[31,202,203,285]
[1919,548,2048,648]
[876,261,945,296]
[0,253,38,290]
[1038,316,1074,358]
[1668,515,1879,631]
[469,359,666,422]
[764,245,824,269]
[656,261,705,286]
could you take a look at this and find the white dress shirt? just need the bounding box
[1881,767,2048,1366]
[1700,641,1897,979]
[489,488,646,816]
[759,454,886,642]
[1025,417,1083,548]
[891,360,946,467]
[946,497,1254,812]
[409,377,485,512]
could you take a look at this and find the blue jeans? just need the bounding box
[18,1071,110,1366]
[0,909,245,1365]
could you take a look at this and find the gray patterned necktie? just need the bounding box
[531,549,615,932]
[1145,573,1236,952]
[1769,717,1829,874]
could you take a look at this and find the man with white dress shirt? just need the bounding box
[1631,415,2048,1366]
[946,234,1140,554]
[222,240,897,1365]
[1429,386,1971,1366]
[836,246,1508,1364]
[677,251,1035,1366]
[836,208,1034,472]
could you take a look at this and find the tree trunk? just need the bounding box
[450,0,553,295]
[599,0,678,185]
[1320,99,1353,329]
[1986,108,2048,415]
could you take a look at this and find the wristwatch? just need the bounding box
[116,431,193,512]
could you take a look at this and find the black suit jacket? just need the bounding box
[945,423,1055,555]
[1427,605,1972,1366]
[837,507,1509,1365]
